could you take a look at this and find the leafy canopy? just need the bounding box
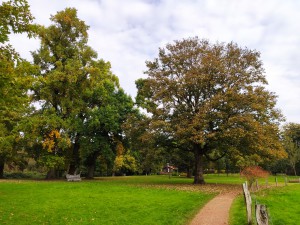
[137,37,286,183]
[0,0,36,177]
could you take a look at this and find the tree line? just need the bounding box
[1,0,299,183]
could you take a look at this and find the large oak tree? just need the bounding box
[137,37,286,184]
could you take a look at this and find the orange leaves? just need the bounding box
[241,166,269,186]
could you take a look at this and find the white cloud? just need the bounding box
[7,0,300,123]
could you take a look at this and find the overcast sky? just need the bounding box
[8,0,300,123]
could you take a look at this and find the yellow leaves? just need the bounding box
[113,142,137,174]
[114,155,124,170]
[42,130,60,153]
[115,141,124,156]
[63,15,72,24]
[42,129,70,153]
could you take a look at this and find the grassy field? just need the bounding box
[0,176,216,225]
[2,174,298,225]
[230,182,300,225]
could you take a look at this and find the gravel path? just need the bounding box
[189,191,239,225]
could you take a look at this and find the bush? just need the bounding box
[4,171,46,179]
[240,166,269,187]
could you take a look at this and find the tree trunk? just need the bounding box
[86,164,95,179]
[68,134,80,175]
[187,167,192,178]
[293,165,297,176]
[0,159,4,179]
[193,146,205,184]
[85,151,100,179]
[46,168,57,179]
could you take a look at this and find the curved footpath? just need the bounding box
[189,191,239,225]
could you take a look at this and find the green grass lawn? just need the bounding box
[0,176,214,225]
[2,174,298,225]
[230,183,300,225]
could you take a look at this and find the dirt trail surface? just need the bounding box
[189,190,240,225]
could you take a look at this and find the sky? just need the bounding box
[7,0,300,123]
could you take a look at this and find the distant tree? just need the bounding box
[81,86,134,179]
[0,0,36,178]
[123,113,154,174]
[112,142,137,176]
[137,37,286,184]
[282,123,300,176]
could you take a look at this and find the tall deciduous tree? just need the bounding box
[31,8,96,176]
[282,123,300,176]
[137,37,286,184]
[0,0,36,178]
[81,83,135,178]
[31,8,134,178]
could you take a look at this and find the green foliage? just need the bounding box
[37,155,65,169]
[0,0,37,178]
[122,113,162,174]
[3,171,45,179]
[0,0,36,43]
[281,123,300,175]
[30,8,135,177]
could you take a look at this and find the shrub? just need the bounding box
[240,166,269,187]
[4,171,46,179]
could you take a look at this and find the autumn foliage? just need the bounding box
[137,37,285,184]
[241,166,269,187]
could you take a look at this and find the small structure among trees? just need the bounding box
[161,164,177,174]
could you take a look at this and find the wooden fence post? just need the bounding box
[256,204,269,225]
[275,177,278,187]
[256,179,259,190]
[243,182,252,224]
[285,177,287,186]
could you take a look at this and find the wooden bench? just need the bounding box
[66,173,81,181]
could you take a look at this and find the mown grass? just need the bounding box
[230,183,300,225]
[202,173,245,184]
[0,176,214,225]
[229,195,247,225]
[2,174,297,225]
